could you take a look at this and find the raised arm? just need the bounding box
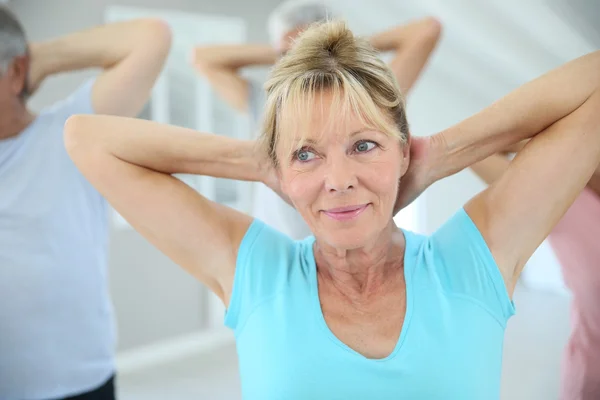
[63,115,267,304]
[469,140,527,184]
[469,154,512,186]
[471,140,600,203]
[430,51,600,294]
[192,44,278,113]
[28,19,171,117]
[369,17,442,95]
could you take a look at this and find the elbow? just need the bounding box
[144,18,172,42]
[192,54,212,76]
[192,47,221,75]
[420,17,443,43]
[138,18,173,57]
[151,19,173,51]
[63,115,94,161]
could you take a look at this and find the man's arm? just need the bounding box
[470,154,512,186]
[369,17,442,95]
[192,44,278,113]
[28,19,171,118]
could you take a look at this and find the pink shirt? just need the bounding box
[547,187,600,398]
[549,187,600,295]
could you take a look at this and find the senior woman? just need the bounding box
[64,20,600,400]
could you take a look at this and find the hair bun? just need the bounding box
[290,20,360,68]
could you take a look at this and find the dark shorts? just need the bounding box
[56,375,116,400]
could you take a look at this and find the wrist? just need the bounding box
[26,42,53,93]
[28,41,62,79]
[425,133,451,184]
[426,128,492,182]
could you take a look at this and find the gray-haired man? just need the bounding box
[0,6,171,400]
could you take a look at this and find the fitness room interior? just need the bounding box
[2,0,598,399]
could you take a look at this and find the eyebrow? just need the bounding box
[291,128,380,147]
[349,128,375,137]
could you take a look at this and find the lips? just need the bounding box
[322,204,370,221]
[325,205,367,213]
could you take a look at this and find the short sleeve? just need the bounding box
[225,219,299,333]
[42,78,106,208]
[44,78,96,122]
[31,78,96,149]
[428,208,515,324]
[22,79,96,147]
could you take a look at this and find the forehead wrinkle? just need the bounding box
[276,82,398,159]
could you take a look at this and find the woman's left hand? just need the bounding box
[393,135,439,215]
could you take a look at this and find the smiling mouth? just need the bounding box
[322,204,370,221]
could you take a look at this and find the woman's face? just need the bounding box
[276,91,409,249]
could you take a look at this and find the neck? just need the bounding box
[314,220,406,298]
[0,104,35,140]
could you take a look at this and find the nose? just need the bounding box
[324,155,357,193]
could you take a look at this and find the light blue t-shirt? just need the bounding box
[0,80,115,400]
[226,208,515,400]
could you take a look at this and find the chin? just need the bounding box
[319,224,380,250]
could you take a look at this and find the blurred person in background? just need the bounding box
[0,6,171,400]
[471,142,600,399]
[193,0,441,239]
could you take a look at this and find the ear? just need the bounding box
[276,166,287,192]
[399,133,411,177]
[7,55,29,97]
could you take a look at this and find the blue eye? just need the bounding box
[295,149,316,162]
[355,141,377,153]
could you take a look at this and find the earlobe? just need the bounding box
[400,160,409,177]
[400,141,411,177]
[277,169,287,192]
[9,56,29,97]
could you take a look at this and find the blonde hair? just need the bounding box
[258,19,409,166]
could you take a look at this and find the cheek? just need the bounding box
[0,89,13,107]
[360,159,402,199]
[0,80,10,96]
[367,169,397,193]
[281,167,322,204]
